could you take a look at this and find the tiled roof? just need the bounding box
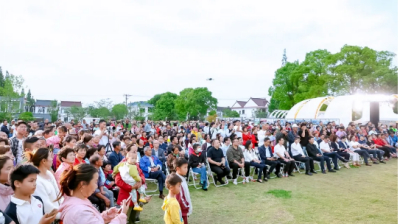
[61,101,82,107]
[35,100,52,107]
[250,98,268,107]
[236,101,247,107]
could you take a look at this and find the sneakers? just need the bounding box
[344,163,350,169]
[133,205,143,211]
[380,160,386,164]
[138,196,147,203]
[245,177,250,183]
[233,179,238,185]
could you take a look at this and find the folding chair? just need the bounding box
[188,167,209,189]
[303,149,321,172]
[165,161,170,175]
[206,162,228,187]
[144,178,159,196]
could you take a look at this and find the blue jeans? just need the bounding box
[102,186,115,207]
[192,166,207,184]
[149,170,166,192]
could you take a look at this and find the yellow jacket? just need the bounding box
[162,196,184,224]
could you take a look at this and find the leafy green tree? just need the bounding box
[0,67,4,88]
[18,112,35,122]
[0,74,24,113]
[222,108,240,117]
[25,89,35,112]
[208,110,216,116]
[254,109,268,118]
[147,94,163,106]
[326,45,398,95]
[47,100,59,122]
[111,104,128,120]
[268,61,300,111]
[66,106,86,122]
[175,87,217,120]
[87,105,110,119]
[152,92,178,120]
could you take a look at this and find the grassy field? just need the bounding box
[140,160,398,224]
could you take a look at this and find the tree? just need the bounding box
[47,100,59,122]
[66,106,86,122]
[254,109,268,118]
[222,108,240,117]
[268,61,300,111]
[87,105,110,119]
[206,114,217,123]
[111,104,128,120]
[0,73,24,113]
[147,94,163,106]
[25,89,35,112]
[0,67,4,88]
[152,92,178,120]
[18,112,35,122]
[326,45,398,95]
[175,87,218,120]
[208,110,216,116]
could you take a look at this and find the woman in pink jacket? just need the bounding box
[0,155,14,211]
[57,164,129,224]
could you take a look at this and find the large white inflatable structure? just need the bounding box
[283,94,398,125]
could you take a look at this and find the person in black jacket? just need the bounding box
[188,143,208,191]
[306,137,336,174]
[1,120,9,137]
[258,137,282,178]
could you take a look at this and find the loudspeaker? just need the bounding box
[370,102,379,127]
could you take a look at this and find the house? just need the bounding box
[128,101,154,120]
[31,100,52,121]
[59,101,82,122]
[231,97,269,118]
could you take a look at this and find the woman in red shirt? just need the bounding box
[73,143,87,165]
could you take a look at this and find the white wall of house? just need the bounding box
[35,107,49,114]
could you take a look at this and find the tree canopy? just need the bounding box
[268,45,398,112]
[111,104,128,120]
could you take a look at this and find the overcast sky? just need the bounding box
[0,0,397,107]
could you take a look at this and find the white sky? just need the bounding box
[0,0,397,107]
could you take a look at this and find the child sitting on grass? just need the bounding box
[174,158,192,224]
[162,173,184,224]
[113,152,146,211]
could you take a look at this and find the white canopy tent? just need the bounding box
[284,94,398,125]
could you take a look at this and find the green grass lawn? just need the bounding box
[140,160,398,224]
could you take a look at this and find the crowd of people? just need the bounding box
[0,118,397,224]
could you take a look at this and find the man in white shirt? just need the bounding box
[319,138,340,170]
[234,120,242,138]
[257,125,267,145]
[94,120,112,153]
[291,137,315,175]
[274,137,296,177]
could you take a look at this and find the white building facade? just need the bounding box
[231,98,269,119]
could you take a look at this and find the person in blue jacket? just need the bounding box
[140,146,166,199]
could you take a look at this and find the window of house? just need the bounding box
[242,110,245,114]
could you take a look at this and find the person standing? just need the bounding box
[10,120,28,164]
[1,120,10,137]
[298,123,311,149]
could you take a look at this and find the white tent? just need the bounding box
[285,94,398,125]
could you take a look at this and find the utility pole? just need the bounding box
[123,94,132,107]
[282,48,287,67]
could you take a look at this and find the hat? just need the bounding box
[292,124,298,128]
[16,120,27,127]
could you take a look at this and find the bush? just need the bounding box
[18,112,35,122]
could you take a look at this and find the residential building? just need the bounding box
[231,97,269,119]
[59,101,82,122]
[32,100,52,121]
[128,101,154,120]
